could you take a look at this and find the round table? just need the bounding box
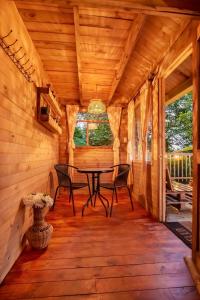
[77,168,113,217]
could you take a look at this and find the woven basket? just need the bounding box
[26,207,53,249]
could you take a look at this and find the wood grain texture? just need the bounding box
[15,0,200,17]
[108,14,145,104]
[74,148,113,183]
[0,0,59,283]
[192,22,200,265]
[1,192,198,299]
[112,17,190,105]
[14,1,192,106]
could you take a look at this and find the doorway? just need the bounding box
[162,55,193,247]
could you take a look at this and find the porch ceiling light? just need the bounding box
[88,99,106,114]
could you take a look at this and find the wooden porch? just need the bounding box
[2,0,200,298]
[0,192,198,300]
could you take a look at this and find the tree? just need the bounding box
[165,93,192,152]
[74,113,113,146]
[89,123,113,146]
[74,126,86,146]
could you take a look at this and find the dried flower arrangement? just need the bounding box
[23,193,54,208]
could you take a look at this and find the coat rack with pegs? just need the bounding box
[0,30,35,82]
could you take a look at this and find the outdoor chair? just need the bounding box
[53,164,91,215]
[99,164,134,216]
[166,167,192,210]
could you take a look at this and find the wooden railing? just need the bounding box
[166,152,193,183]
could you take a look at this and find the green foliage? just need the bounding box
[74,126,86,146]
[74,113,113,147]
[89,123,113,146]
[165,93,192,152]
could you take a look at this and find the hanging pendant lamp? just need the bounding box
[88,99,106,114]
[87,85,106,114]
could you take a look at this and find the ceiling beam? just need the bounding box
[166,78,192,105]
[122,19,191,105]
[73,6,83,106]
[108,14,145,105]
[159,34,193,79]
[68,0,200,18]
[15,1,200,18]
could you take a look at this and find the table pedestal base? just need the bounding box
[82,190,109,217]
[82,172,110,217]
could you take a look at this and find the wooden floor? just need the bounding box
[0,191,199,300]
[166,203,192,232]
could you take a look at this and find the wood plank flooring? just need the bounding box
[0,190,199,300]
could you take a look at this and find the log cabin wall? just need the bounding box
[0,1,59,283]
[74,148,113,184]
[119,107,128,164]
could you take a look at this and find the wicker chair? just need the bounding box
[99,164,134,216]
[53,164,91,215]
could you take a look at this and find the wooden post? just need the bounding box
[140,78,153,212]
[158,78,166,222]
[192,23,200,262]
[185,22,200,294]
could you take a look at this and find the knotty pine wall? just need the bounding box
[0,1,59,282]
[74,148,113,184]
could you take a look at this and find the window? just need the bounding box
[74,113,113,147]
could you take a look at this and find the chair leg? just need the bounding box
[127,186,134,211]
[94,193,97,207]
[71,190,76,216]
[110,189,115,217]
[115,188,118,203]
[69,189,72,203]
[52,186,60,210]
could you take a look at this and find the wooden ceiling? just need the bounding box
[14,1,198,107]
[165,55,192,104]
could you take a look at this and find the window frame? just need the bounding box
[74,118,113,148]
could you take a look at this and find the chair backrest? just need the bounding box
[113,164,130,186]
[54,164,72,187]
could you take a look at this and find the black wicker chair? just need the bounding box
[53,164,91,215]
[99,164,134,216]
